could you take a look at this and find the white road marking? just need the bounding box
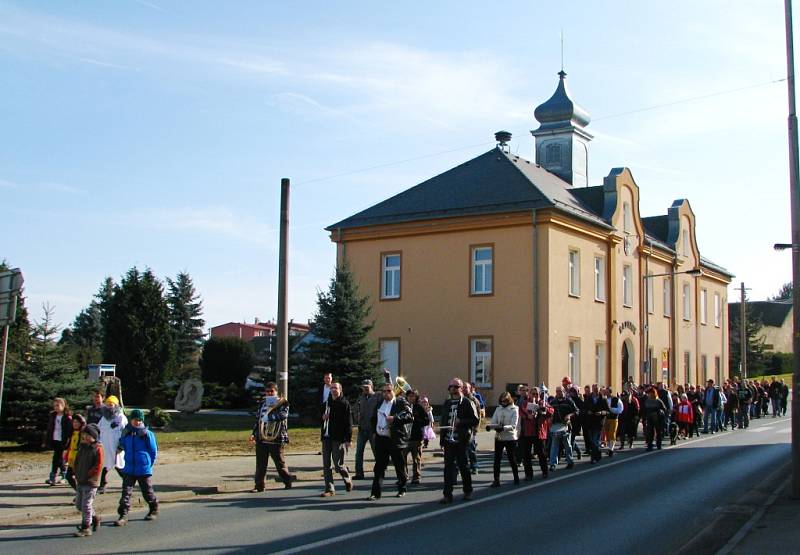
[272,430,729,555]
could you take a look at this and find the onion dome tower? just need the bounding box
[531,71,593,187]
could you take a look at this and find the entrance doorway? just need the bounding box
[621,338,635,386]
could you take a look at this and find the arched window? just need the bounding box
[546,143,561,164]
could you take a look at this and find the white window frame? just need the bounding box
[379,338,400,381]
[714,293,721,327]
[470,246,493,295]
[623,264,633,307]
[569,338,581,384]
[682,282,691,321]
[470,337,493,388]
[663,278,671,317]
[701,354,708,382]
[700,288,707,325]
[381,253,401,300]
[568,249,580,297]
[594,256,606,302]
[595,342,606,386]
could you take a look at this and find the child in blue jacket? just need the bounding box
[114,408,158,526]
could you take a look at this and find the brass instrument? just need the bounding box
[259,396,287,442]
[393,376,412,397]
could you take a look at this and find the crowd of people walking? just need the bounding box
[249,372,789,504]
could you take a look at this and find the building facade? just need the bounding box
[327,72,733,404]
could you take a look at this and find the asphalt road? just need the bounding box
[0,414,791,555]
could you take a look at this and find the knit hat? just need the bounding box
[73,413,86,427]
[83,423,100,440]
[105,395,120,406]
[129,408,145,421]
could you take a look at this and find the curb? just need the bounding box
[675,459,791,555]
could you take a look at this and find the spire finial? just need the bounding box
[560,29,564,73]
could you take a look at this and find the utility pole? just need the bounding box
[783,0,800,499]
[735,282,750,379]
[276,178,290,399]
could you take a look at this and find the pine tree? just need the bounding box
[729,304,766,377]
[1,304,93,445]
[302,262,382,404]
[60,303,103,369]
[166,272,205,377]
[771,281,793,301]
[104,267,175,404]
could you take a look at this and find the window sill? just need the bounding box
[380,296,401,302]
[594,297,606,303]
[470,291,494,297]
[569,293,581,299]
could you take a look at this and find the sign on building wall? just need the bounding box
[661,350,669,382]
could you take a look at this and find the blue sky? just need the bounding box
[1,0,793,331]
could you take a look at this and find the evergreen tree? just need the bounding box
[104,267,175,404]
[302,262,381,404]
[1,304,93,445]
[729,303,766,377]
[771,281,793,301]
[166,271,205,376]
[94,276,115,354]
[200,336,254,387]
[60,303,103,370]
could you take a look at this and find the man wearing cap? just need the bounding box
[115,409,159,526]
[354,379,381,480]
[439,378,479,503]
[97,395,127,494]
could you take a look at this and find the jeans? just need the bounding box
[75,485,97,529]
[771,398,781,417]
[354,428,375,477]
[548,430,573,466]
[703,406,718,432]
[467,435,478,470]
[321,438,351,492]
[584,427,602,461]
[442,441,472,497]
[254,442,293,490]
[118,474,158,517]
[371,435,406,498]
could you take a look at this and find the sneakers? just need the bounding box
[250,488,264,493]
[114,517,128,527]
[366,494,379,501]
[74,527,92,537]
[144,510,159,521]
[548,464,556,471]
[396,491,406,498]
[320,491,335,498]
[345,481,353,492]
[91,515,101,531]
[439,495,453,504]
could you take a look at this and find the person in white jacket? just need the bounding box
[486,392,519,487]
[97,395,127,494]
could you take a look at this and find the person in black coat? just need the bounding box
[439,378,480,503]
[320,383,353,497]
[367,384,413,500]
[404,390,428,484]
[583,385,609,463]
[44,397,73,485]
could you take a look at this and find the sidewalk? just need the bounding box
[726,476,799,554]
[0,431,496,527]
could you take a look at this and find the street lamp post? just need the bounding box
[643,268,703,386]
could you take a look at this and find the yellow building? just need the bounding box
[327,72,733,404]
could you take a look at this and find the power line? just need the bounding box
[593,77,786,122]
[295,141,493,187]
[295,77,786,188]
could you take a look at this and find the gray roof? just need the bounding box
[326,147,733,278]
[327,148,611,231]
[533,71,591,130]
[728,301,792,327]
